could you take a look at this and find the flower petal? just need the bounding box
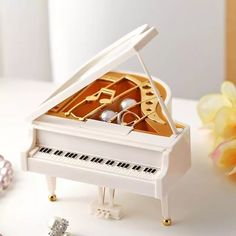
[214,136,225,149]
[211,139,236,169]
[214,107,236,139]
[221,81,236,105]
[227,166,236,175]
[197,94,231,124]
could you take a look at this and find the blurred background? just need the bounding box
[0,0,234,99]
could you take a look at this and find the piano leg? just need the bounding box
[161,195,172,226]
[46,176,57,202]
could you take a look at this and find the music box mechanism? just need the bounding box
[47,72,181,137]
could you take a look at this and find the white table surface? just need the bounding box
[0,79,235,236]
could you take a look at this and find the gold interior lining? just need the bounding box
[46,71,183,136]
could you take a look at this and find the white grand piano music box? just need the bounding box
[22,25,191,226]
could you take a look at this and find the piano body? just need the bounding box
[22,25,191,226]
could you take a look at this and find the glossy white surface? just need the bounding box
[0,79,235,236]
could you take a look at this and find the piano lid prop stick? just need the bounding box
[136,52,178,135]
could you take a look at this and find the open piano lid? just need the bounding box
[28,24,158,122]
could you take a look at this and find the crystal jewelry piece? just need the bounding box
[0,155,13,193]
[120,98,137,110]
[48,217,70,236]
[100,110,117,122]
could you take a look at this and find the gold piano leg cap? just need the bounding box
[48,194,57,202]
[162,218,172,226]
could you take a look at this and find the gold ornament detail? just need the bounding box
[162,218,172,226]
[48,194,57,202]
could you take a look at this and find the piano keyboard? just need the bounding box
[30,147,161,180]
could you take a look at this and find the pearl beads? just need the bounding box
[0,155,13,193]
[120,98,137,110]
[100,98,137,124]
[100,110,117,122]
[1,167,8,176]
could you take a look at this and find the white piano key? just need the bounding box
[33,146,160,180]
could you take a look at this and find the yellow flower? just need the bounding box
[214,107,236,139]
[197,81,236,176]
[211,139,236,175]
[197,81,236,124]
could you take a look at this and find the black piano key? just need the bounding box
[110,160,115,165]
[132,165,142,171]
[151,169,157,174]
[147,168,152,173]
[124,163,130,168]
[69,153,74,158]
[72,153,78,158]
[143,167,149,172]
[54,150,59,155]
[117,162,122,167]
[98,158,103,163]
[46,149,52,153]
[105,160,115,166]
[43,148,48,153]
[95,158,100,163]
[39,147,45,152]
[121,163,126,168]
[80,155,85,160]
[106,160,115,165]
[65,152,70,157]
[105,160,111,165]
[58,151,63,155]
[90,157,96,162]
[80,155,89,160]
[136,166,141,171]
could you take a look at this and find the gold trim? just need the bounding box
[63,74,165,124]
[46,71,178,136]
[63,76,124,114]
[83,85,139,120]
[48,194,57,202]
[162,218,172,226]
[86,88,116,104]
